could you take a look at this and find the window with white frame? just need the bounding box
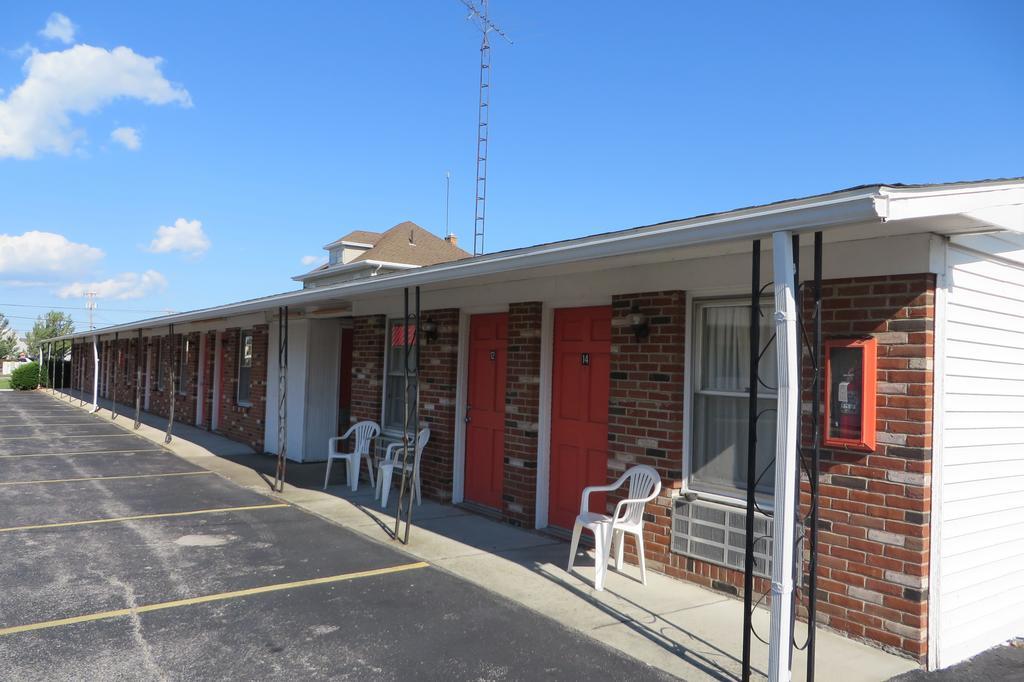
[176,336,189,396]
[383,319,417,433]
[237,330,253,406]
[690,298,778,500]
[156,338,165,392]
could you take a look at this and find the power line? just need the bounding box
[0,302,173,314]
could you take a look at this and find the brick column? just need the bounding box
[503,302,542,527]
[215,326,268,451]
[608,291,685,573]
[350,315,386,425]
[417,308,459,502]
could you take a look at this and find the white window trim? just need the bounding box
[381,318,418,436]
[236,329,253,407]
[682,288,778,513]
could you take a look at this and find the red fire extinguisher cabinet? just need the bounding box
[823,337,877,452]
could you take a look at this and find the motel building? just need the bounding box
[56,179,1024,672]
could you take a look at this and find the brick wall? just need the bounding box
[214,326,269,451]
[600,276,934,661]
[503,302,542,527]
[417,308,459,503]
[350,315,385,426]
[147,334,173,418]
[607,291,686,571]
[800,274,935,660]
[199,331,216,430]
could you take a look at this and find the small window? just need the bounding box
[176,336,189,396]
[690,298,777,500]
[237,330,253,406]
[383,319,417,432]
[156,338,165,392]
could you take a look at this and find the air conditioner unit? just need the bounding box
[672,497,796,580]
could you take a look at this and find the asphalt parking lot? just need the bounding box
[0,391,671,681]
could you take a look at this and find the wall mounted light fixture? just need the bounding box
[420,318,439,343]
[613,304,649,342]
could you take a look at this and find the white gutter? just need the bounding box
[292,259,420,282]
[769,231,800,682]
[52,189,882,343]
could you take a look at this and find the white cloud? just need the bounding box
[40,13,76,44]
[147,218,210,256]
[0,44,191,159]
[58,269,167,300]
[110,126,140,150]
[0,230,103,275]
[301,255,325,266]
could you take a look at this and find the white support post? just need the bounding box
[769,230,800,682]
[91,335,100,413]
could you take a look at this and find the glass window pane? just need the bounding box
[237,331,252,404]
[699,301,776,393]
[384,320,418,431]
[691,298,778,500]
[692,394,776,496]
[828,346,863,441]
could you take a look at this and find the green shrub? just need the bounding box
[10,362,42,390]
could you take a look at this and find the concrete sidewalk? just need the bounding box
[48,387,919,681]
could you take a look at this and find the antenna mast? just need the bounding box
[461,0,511,256]
[85,291,97,330]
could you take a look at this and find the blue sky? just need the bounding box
[0,2,1021,334]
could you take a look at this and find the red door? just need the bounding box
[464,313,508,509]
[549,306,611,529]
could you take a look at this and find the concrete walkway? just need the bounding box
[48,387,919,681]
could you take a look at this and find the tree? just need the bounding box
[0,313,17,360]
[24,311,75,357]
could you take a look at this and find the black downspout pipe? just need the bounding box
[165,325,176,444]
[134,330,143,429]
[741,240,761,682]
[111,332,119,419]
[807,231,823,681]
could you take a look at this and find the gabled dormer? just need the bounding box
[293,222,468,289]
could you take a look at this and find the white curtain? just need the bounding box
[691,302,777,497]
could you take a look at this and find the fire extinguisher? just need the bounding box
[833,365,860,439]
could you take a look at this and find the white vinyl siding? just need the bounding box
[938,234,1024,667]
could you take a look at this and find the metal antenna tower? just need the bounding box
[460,0,511,256]
[85,291,97,330]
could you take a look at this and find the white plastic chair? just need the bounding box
[375,428,430,509]
[567,464,662,591]
[323,421,380,491]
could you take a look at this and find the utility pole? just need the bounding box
[460,0,511,256]
[85,291,97,330]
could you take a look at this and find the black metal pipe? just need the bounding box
[111,332,120,419]
[741,240,761,682]
[275,306,289,493]
[165,325,176,444]
[134,330,143,429]
[790,233,801,671]
[807,231,823,681]
[58,340,65,395]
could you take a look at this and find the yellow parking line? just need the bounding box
[0,503,288,533]
[0,449,166,460]
[0,423,101,427]
[0,561,429,637]
[0,471,213,487]
[0,433,136,441]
